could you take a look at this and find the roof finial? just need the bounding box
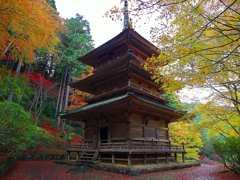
[123,0,129,30]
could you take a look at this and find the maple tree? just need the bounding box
[0,0,62,64]
[67,90,85,110]
[24,72,58,123]
[166,95,203,161]
[192,102,240,139]
[169,121,203,161]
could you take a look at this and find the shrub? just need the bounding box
[0,101,55,156]
[212,137,240,174]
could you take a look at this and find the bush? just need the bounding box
[0,101,54,156]
[213,137,240,174]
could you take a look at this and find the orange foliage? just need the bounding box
[0,0,63,63]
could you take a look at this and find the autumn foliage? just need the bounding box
[0,0,63,63]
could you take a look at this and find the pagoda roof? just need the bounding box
[70,53,153,93]
[78,28,159,68]
[61,91,183,121]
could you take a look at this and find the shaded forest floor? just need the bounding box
[2,160,240,180]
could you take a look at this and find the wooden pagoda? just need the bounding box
[61,27,186,166]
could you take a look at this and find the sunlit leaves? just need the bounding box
[0,0,63,63]
[192,102,240,138]
[169,121,203,160]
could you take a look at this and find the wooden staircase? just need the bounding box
[77,150,99,163]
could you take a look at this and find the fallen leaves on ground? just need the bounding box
[2,161,240,180]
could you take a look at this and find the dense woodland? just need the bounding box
[0,0,239,174]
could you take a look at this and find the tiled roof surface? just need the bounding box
[62,92,178,116]
[133,94,176,111]
[63,93,129,115]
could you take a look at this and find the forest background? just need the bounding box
[0,0,239,174]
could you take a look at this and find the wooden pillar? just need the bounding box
[166,152,169,164]
[67,152,70,160]
[108,124,111,143]
[112,153,115,165]
[174,152,178,162]
[143,153,146,165]
[155,153,158,164]
[128,153,131,167]
[182,153,185,163]
[182,142,185,162]
[99,153,101,163]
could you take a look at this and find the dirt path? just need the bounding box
[2,161,240,180]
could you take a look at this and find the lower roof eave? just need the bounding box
[60,92,185,121]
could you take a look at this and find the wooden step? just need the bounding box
[78,150,99,162]
[81,156,93,159]
[82,153,95,156]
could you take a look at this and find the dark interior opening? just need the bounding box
[100,126,108,143]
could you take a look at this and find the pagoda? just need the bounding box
[61,1,185,166]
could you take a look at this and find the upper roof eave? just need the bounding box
[78,28,159,68]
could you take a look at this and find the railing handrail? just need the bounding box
[98,141,184,150]
[68,141,185,151]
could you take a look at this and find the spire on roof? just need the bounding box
[123,0,129,30]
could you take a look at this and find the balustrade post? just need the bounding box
[166,152,169,164]
[112,153,115,165]
[143,153,146,165]
[128,153,131,167]
[67,152,70,160]
[182,142,185,150]
[182,152,185,163]
[155,153,158,164]
[128,137,131,150]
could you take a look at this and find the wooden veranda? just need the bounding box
[67,139,185,167]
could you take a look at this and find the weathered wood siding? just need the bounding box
[157,120,168,141]
[112,123,127,139]
[84,127,97,140]
[127,114,169,145]
[129,114,143,138]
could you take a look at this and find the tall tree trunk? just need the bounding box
[57,65,68,128]
[42,58,49,78]
[60,65,71,135]
[56,67,64,126]
[16,60,21,72]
